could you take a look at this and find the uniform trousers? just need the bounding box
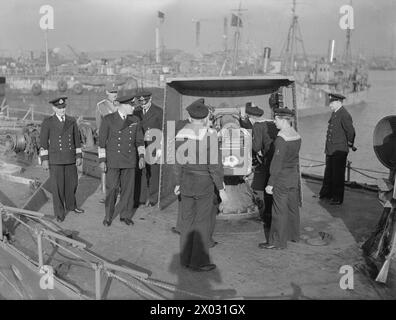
[180,193,214,268]
[176,194,217,245]
[105,168,135,221]
[319,151,348,203]
[49,164,78,219]
[137,163,160,205]
[268,185,300,248]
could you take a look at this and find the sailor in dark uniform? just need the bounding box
[174,99,227,272]
[171,118,191,235]
[39,97,84,222]
[134,91,163,207]
[260,108,301,250]
[172,115,220,248]
[98,91,146,227]
[319,93,356,205]
[248,104,278,243]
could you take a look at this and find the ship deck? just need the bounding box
[1,161,395,300]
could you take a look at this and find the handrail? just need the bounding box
[0,205,164,300]
[2,205,45,218]
[300,157,388,175]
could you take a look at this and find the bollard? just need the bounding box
[0,211,3,242]
[346,161,351,182]
[101,172,106,194]
[36,230,44,267]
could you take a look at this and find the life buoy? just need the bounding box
[73,82,83,95]
[31,83,42,96]
[57,79,68,92]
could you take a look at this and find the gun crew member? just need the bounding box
[98,91,145,227]
[39,97,84,222]
[174,99,227,272]
[261,108,301,250]
[319,93,356,205]
[247,103,278,244]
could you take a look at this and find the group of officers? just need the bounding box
[38,86,355,272]
[39,86,163,225]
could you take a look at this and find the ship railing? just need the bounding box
[0,205,175,300]
[1,105,96,124]
[300,156,390,184]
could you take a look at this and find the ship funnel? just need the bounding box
[263,47,271,73]
[0,76,5,97]
[328,40,335,63]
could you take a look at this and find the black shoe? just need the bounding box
[56,216,65,223]
[319,194,331,200]
[120,218,134,226]
[329,200,342,205]
[73,208,85,214]
[171,227,180,235]
[190,264,216,272]
[103,219,111,227]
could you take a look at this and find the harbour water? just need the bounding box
[299,70,396,185]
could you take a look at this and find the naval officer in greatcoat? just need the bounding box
[39,97,84,222]
[319,93,356,205]
[98,91,145,227]
[174,99,227,272]
[134,91,163,207]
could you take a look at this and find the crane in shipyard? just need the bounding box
[279,0,308,75]
[67,45,90,64]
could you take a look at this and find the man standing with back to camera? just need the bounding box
[319,93,356,205]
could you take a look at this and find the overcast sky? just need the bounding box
[0,0,395,57]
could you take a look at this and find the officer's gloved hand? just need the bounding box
[219,189,228,203]
[99,162,107,173]
[76,158,82,166]
[138,157,145,170]
[42,160,49,171]
[174,185,180,195]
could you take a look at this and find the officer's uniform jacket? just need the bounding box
[98,112,145,168]
[96,99,117,130]
[268,127,301,189]
[174,123,224,197]
[325,106,355,155]
[39,115,82,165]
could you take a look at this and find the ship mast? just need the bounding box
[231,1,247,75]
[342,0,353,64]
[281,0,307,75]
